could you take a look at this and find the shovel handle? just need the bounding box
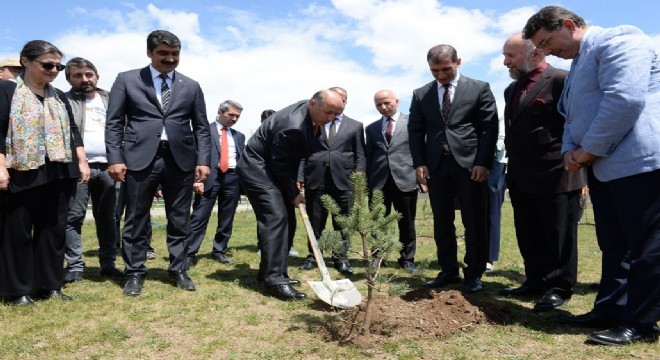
[298,203,334,284]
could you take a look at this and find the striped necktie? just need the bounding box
[159,73,171,110]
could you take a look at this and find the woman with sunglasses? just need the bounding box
[0,40,90,306]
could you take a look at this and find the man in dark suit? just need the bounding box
[365,89,421,273]
[187,100,245,267]
[105,30,211,296]
[408,44,498,293]
[238,89,345,300]
[298,87,366,275]
[500,33,585,311]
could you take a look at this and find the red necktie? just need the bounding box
[220,127,229,173]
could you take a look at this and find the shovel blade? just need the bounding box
[308,279,362,309]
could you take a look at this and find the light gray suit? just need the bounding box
[365,113,418,262]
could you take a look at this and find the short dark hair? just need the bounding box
[19,40,63,66]
[146,30,181,52]
[522,6,586,39]
[65,57,98,80]
[260,109,275,122]
[218,100,243,113]
[427,44,457,63]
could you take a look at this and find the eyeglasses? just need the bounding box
[536,26,562,50]
[30,59,65,71]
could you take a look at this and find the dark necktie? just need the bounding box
[220,127,229,173]
[159,73,171,110]
[329,119,337,139]
[442,83,451,120]
[385,117,394,143]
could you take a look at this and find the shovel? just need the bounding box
[298,203,362,309]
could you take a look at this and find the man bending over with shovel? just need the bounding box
[238,89,345,300]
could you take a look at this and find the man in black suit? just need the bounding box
[365,90,421,273]
[298,87,366,275]
[238,89,345,300]
[408,44,498,293]
[105,30,211,296]
[187,100,245,267]
[500,33,585,311]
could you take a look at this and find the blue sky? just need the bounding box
[2,1,658,134]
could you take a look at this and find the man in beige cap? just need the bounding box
[0,57,21,81]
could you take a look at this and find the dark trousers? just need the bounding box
[240,179,292,285]
[121,145,194,275]
[188,170,241,257]
[115,182,153,252]
[305,171,352,260]
[487,162,506,263]
[427,155,488,278]
[588,168,660,331]
[65,163,118,271]
[381,174,418,262]
[508,184,579,297]
[0,179,76,297]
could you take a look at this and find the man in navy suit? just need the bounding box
[408,44,498,293]
[186,100,245,267]
[298,87,366,275]
[105,30,211,296]
[365,90,421,273]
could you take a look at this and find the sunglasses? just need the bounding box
[30,59,66,72]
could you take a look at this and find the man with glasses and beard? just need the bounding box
[500,33,584,312]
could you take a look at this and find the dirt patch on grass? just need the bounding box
[313,288,489,346]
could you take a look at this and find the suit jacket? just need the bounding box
[558,25,660,181]
[105,66,211,172]
[204,121,245,191]
[298,115,366,191]
[238,100,317,202]
[504,65,585,194]
[408,76,499,173]
[365,113,417,192]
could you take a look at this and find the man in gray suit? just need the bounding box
[298,87,367,275]
[106,30,212,296]
[365,90,421,273]
[409,44,498,293]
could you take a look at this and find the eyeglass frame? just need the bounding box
[30,59,66,72]
[536,25,563,50]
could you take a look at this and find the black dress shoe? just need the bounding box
[265,284,307,300]
[557,311,618,328]
[587,326,659,346]
[533,293,567,312]
[211,253,235,264]
[63,270,83,284]
[299,258,317,270]
[169,271,196,291]
[399,260,417,274]
[185,256,198,270]
[123,274,145,296]
[463,277,483,293]
[100,266,124,278]
[333,259,353,275]
[498,284,542,296]
[34,290,72,301]
[9,295,35,306]
[423,272,460,288]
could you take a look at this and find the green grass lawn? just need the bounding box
[0,200,657,359]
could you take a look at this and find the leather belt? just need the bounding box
[221,168,236,174]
